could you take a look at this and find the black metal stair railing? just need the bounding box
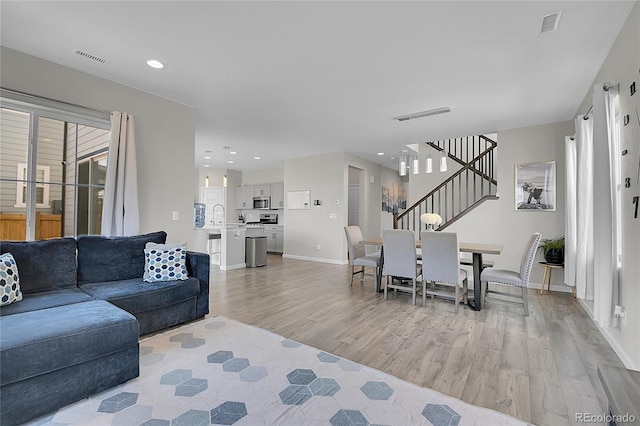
[394,135,498,231]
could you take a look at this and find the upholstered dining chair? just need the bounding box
[480,232,542,316]
[383,229,423,306]
[344,226,381,287]
[420,231,468,313]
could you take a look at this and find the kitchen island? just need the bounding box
[195,224,247,270]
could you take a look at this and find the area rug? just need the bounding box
[37,316,527,426]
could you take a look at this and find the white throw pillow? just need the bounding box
[143,246,189,283]
[145,242,187,250]
[0,252,22,306]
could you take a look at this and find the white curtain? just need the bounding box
[592,85,620,328]
[566,115,594,300]
[101,112,140,236]
[564,135,577,290]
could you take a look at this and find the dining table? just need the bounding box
[360,237,503,311]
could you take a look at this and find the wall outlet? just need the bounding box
[172,211,179,221]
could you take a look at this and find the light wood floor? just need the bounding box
[209,254,623,426]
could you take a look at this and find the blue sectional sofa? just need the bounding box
[0,231,210,425]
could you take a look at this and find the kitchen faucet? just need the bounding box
[212,203,225,227]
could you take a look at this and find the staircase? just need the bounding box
[394,135,498,231]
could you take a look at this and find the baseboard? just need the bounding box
[282,254,348,265]
[220,263,246,270]
[527,282,574,294]
[597,326,638,371]
[575,297,638,371]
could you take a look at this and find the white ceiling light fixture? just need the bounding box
[540,11,562,34]
[254,156,261,160]
[412,155,420,174]
[393,107,451,122]
[146,59,164,69]
[440,149,448,172]
[399,150,408,177]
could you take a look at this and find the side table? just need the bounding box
[538,262,564,294]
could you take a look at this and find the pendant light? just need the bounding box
[440,149,447,172]
[425,145,433,173]
[399,150,408,176]
[412,155,420,174]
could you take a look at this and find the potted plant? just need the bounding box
[538,236,565,265]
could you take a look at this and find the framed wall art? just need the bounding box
[515,161,556,211]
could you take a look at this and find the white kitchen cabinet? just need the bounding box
[234,186,253,209]
[253,184,270,197]
[265,225,283,253]
[270,183,284,209]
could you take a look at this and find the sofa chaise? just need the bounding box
[0,231,210,425]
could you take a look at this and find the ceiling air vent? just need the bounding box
[73,49,107,64]
[394,107,451,122]
[540,11,562,34]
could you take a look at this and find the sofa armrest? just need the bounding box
[186,251,210,318]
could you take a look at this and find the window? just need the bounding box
[0,99,110,241]
[15,164,50,207]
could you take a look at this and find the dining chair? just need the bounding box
[420,231,468,313]
[344,226,381,287]
[383,229,423,306]
[480,232,541,316]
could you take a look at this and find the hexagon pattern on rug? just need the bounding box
[360,381,394,400]
[422,403,461,426]
[97,392,138,413]
[210,401,248,425]
[44,318,529,426]
[171,409,210,426]
[168,332,206,349]
[330,409,369,426]
[208,350,234,364]
[175,378,208,397]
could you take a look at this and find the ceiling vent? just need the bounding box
[394,106,451,122]
[540,11,562,34]
[73,49,107,64]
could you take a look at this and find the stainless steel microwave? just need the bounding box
[253,196,271,209]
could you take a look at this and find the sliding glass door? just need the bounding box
[0,102,110,241]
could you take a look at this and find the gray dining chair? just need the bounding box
[383,229,423,306]
[480,232,541,316]
[420,231,468,313]
[344,226,381,287]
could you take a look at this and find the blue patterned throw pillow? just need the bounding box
[143,247,189,283]
[1,252,22,306]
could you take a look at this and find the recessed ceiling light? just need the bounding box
[377,152,384,156]
[228,160,234,164]
[204,156,211,160]
[204,164,210,168]
[230,151,237,155]
[254,156,261,160]
[146,59,164,69]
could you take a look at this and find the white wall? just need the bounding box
[242,167,284,185]
[283,152,347,263]
[575,1,640,370]
[1,47,198,246]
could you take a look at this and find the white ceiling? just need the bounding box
[0,1,634,172]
